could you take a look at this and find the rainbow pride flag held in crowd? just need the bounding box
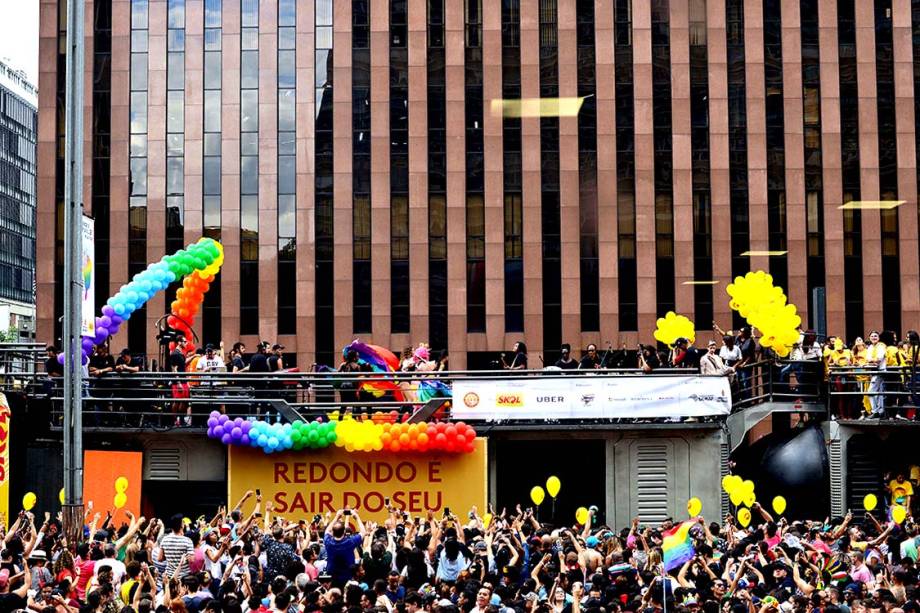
[663,521,696,572]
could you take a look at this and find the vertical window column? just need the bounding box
[390,0,410,333]
[352,0,371,334]
[839,0,864,339]
[239,0,259,334]
[428,0,448,349]
[92,0,112,317]
[166,0,186,309]
[763,0,788,290]
[652,0,675,317]
[315,0,335,365]
[277,0,297,335]
[502,0,523,333]
[465,0,485,333]
[801,0,825,327]
[689,0,713,323]
[202,0,222,343]
[875,0,901,332]
[726,0,750,329]
[615,0,637,331]
[539,0,562,357]
[128,0,149,354]
[577,0,598,331]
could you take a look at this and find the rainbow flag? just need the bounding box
[662,521,696,572]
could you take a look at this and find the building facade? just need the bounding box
[36,0,920,368]
[0,60,37,340]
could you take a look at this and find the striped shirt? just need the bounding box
[161,533,194,578]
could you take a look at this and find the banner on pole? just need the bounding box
[81,216,94,337]
[0,393,11,528]
[452,375,732,420]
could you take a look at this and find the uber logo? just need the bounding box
[536,396,565,403]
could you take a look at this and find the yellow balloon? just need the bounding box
[722,475,736,494]
[741,479,755,493]
[22,492,36,511]
[772,496,787,515]
[483,513,493,528]
[864,494,878,511]
[59,488,65,505]
[743,491,756,508]
[738,508,751,527]
[114,477,129,493]
[113,492,127,509]
[546,476,561,499]
[730,488,744,506]
[530,486,546,506]
[687,497,702,517]
[575,506,589,525]
[893,505,907,524]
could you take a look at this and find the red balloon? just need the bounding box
[456,421,467,430]
[436,422,447,433]
[445,426,457,439]
[435,433,447,446]
[409,439,418,450]
[427,425,437,438]
[465,441,475,453]
[445,440,456,452]
[390,441,401,452]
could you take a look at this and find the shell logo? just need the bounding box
[463,392,480,408]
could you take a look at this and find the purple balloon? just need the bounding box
[81,354,88,366]
[81,338,94,352]
[234,417,243,428]
[108,324,120,337]
[101,305,115,317]
[207,417,218,428]
[241,434,251,446]
[213,425,225,438]
[241,421,252,434]
[231,427,243,440]
[99,315,112,328]
[221,433,232,445]
[94,328,109,344]
[209,410,221,419]
[111,314,123,326]
[56,354,65,365]
[218,414,229,425]
[207,427,215,438]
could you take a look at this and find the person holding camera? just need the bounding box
[323,508,366,587]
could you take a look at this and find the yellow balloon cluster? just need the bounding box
[654,311,696,346]
[722,474,757,507]
[726,271,801,357]
[334,417,385,452]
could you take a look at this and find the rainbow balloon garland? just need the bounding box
[207,412,477,455]
[63,237,225,365]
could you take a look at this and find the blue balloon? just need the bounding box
[268,437,279,449]
[257,434,268,447]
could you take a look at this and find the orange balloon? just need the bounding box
[381,433,392,445]
[390,441,401,452]
[418,432,429,445]
[399,433,410,445]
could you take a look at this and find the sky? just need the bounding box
[0,0,39,85]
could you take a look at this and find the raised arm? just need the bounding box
[115,511,144,550]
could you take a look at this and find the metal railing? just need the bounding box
[825,364,920,420]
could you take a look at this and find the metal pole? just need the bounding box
[62,0,85,543]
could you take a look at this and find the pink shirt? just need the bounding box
[75,559,95,599]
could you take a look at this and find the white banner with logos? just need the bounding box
[81,216,95,337]
[452,375,732,420]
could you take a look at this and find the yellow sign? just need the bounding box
[227,438,487,521]
[0,393,10,527]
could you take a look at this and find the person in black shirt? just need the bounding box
[268,344,286,399]
[248,343,271,405]
[43,346,63,400]
[502,342,528,370]
[169,336,191,426]
[114,348,142,418]
[88,345,116,425]
[0,563,30,613]
[579,344,601,370]
[554,344,579,370]
[639,345,661,373]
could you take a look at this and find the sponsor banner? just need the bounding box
[227,439,487,521]
[453,376,732,420]
[0,393,9,527]
[81,216,95,337]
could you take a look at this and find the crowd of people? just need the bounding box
[37,323,920,423]
[8,486,920,613]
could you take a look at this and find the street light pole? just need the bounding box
[62,0,85,543]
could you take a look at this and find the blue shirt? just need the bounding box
[323,533,363,583]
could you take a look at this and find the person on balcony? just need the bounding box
[578,344,601,370]
[865,331,888,419]
[699,341,735,378]
[501,342,528,370]
[554,344,578,370]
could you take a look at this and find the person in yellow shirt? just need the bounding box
[850,337,871,417]
[888,472,914,509]
[826,338,852,418]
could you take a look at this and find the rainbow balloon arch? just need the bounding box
[61,237,225,365]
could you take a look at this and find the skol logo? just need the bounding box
[495,393,524,407]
